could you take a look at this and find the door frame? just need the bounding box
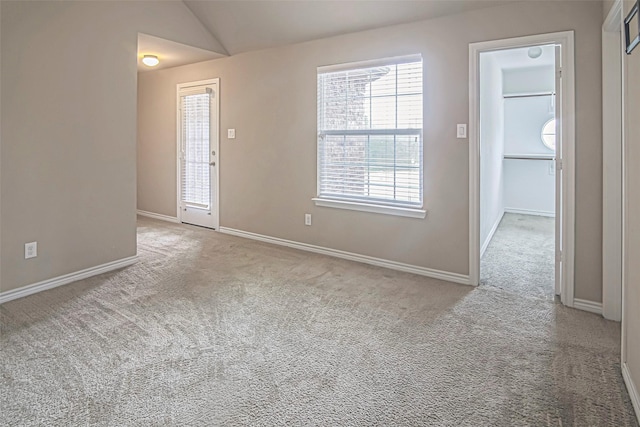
[176,78,220,229]
[602,0,623,321]
[469,31,576,307]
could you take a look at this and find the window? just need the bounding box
[316,55,424,216]
[541,118,556,151]
[181,91,211,209]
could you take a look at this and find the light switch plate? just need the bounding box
[227,129,236,139]
[456,124,467,139]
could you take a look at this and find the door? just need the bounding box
[177,80,219,229]
[554,45,562,296]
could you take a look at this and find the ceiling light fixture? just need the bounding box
[142,55,159,67]
[527,47,543,59]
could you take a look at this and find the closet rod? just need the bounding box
[503,92,555,99]
[503,154,555,161]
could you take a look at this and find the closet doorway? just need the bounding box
[469,32,576,306]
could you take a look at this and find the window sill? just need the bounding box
[312,198,427,219]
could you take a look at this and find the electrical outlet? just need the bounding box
[304,214,312,226]
[227,128,236,139]
[25,241,37,259]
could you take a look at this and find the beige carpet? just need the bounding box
[1,217,637,426]
[481,213,556,301]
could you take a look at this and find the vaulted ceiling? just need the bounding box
[182,0,513,56]
[137,0,529,71]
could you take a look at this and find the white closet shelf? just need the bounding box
[503,92,555,99]
[503,154,555,160]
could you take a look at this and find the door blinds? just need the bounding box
[180,92,211,209]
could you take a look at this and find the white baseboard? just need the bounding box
[481,210,504,258]
[572,298,603,315]
[137,210,180,223]
[0,255,138,304]
[218,227,470,285]
[504,207,555,218]
[622,362,640,424]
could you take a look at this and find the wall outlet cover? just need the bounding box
[25,241,37,259]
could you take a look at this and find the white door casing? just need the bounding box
[554,44,563,297]
[469,31,576,307]
[602,0,623,321]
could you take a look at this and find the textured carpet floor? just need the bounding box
[1,217,637,426]
[481,213,556,301]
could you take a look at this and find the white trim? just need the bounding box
[562,31,577,308]
[602,0,623,322]
[621,0,630,405]
[312,198,426,219]
[554,44,564,298]
[218,227,469,285]
[137,209,180,223]
[318,54,422,74]
[503,91,555,98]
[469,31,576,310]
[603,0,623,32]
[212,79,220,230]
[622,362,640,424]
[469,39,481,288]
[572,298,603,315]
[503,153,555,160]
[504,207,555,218]
[176,78,220,230]
[0,256,138,304]
[481,210,504,258]
[176,78,219,90]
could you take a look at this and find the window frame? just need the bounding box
[541,118,557,151]
[314,54,426,218]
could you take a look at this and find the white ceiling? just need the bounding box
[183,0,512,56]
[137,33,226,72]
[485,44,556,70]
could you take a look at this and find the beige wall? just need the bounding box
[622,0,640,416]
[138,0,604,300]
[0,0,224,292]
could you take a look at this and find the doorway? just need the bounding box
[469,32,576,307]
[177,79,220,229]
[480,45,557,300]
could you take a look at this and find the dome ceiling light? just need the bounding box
[527,47,543,59]
[142,55,159,67]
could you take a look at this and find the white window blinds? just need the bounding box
[317,55,423,207]
[180,92,211,209]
